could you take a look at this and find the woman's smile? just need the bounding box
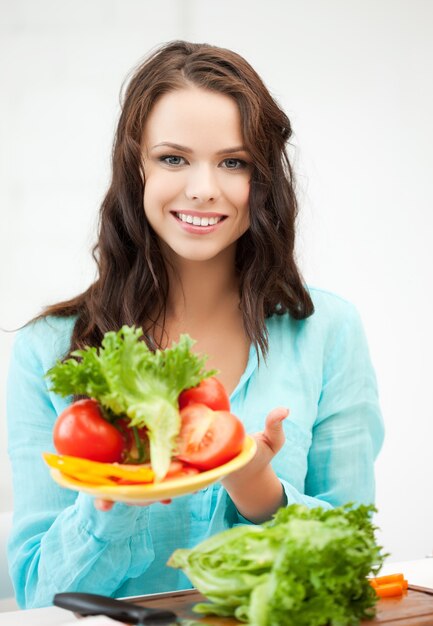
[171,210,228,233]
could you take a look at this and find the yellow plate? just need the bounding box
[49,436,257,503]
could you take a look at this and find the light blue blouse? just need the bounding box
[6,287,384,608]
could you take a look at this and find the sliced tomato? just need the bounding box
[53,399,125,463]
[178,377,230,412]
[114,461,199,484]
[176,403,245,471]
[164,461,200,480]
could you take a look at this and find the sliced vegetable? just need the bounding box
[369,572,407,588]
[43,452,155,485]
[371,582,405,598]
[164,461,201,480]
[116,462,201,485]
[176,403,245,470]
[179,377,230,412]
[43,453,202,487]
[53,399,125,463]
[46,327,216,481]
[368,572,408,598]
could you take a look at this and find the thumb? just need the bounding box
[263,407,289,453]
[265,407,289,432]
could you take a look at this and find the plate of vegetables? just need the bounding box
[43,326,256,503]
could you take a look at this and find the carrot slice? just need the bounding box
[369,573,408,592]
[373,582,404,598]
[370,573,405,585]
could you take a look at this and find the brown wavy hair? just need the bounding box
[36,40,314,357]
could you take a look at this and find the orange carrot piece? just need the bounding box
[369,573,409,592]
[371,573,405,585]
[373,582,404,598]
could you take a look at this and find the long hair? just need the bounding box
[36,40,314,358]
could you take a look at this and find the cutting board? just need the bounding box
[134,588,433,625]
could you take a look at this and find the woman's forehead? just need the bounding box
[142,87,244,151]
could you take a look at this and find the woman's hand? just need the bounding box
[221,406,289,523]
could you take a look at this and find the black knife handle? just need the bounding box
[53,592,177,624]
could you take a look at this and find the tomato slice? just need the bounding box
[176,403,245,471]
[178,377,230,412]
[163,461,200,480]
[114,461,199,484]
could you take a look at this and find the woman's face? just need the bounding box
[142,86,251,263]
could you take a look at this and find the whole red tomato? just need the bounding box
[53,398,125,463]
[178,377,230,412]
[176,403,245,470]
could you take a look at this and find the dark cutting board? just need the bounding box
[133,587,433,625]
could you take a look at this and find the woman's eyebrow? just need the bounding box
[151,142,248,155]
[151,142,192,153]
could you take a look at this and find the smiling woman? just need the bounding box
[6,41,383,609]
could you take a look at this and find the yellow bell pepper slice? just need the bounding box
[43,452,155,485]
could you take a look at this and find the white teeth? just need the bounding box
[176,213,223,227]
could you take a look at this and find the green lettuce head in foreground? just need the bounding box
[168,503,386,626]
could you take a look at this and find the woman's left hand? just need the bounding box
[226,406,288,480]
[220,406,288,523]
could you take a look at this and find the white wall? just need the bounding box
[1,0,432,563]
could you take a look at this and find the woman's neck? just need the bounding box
[163,246,240,329]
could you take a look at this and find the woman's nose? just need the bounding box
[184,165,220,203]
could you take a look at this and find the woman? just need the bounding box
[7,41,384,608]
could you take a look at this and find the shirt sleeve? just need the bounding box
[6,322,156,609]
[304,303,384,507]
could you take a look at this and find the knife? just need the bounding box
[53,592,179,624]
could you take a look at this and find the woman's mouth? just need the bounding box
[171,211,227,231]
[174,212,226,226]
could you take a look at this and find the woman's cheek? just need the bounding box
[230,176,251,225]
[143,173,172,213]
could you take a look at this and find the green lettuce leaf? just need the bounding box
[46,326,215,480]
[168,503,385,626]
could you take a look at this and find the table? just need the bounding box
[1,559,433,625]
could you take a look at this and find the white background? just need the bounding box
[1,0,432,563]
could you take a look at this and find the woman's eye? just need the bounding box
[221,158,248,170]
[159,155,186,166]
